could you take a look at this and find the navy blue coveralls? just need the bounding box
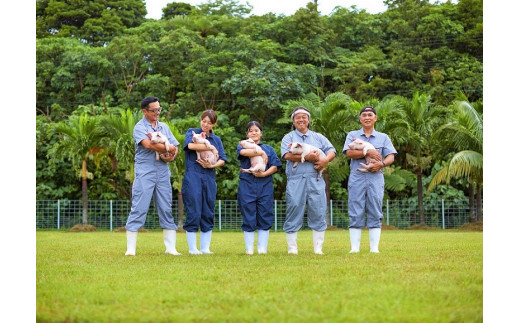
[126,117,179,231]
[237,142,283,232]
[182,128,227,233]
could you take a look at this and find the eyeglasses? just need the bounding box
[147,108,162,113]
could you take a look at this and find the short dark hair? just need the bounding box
[246,121,262,133]
[141,96,159,110]
[201,109,218,124]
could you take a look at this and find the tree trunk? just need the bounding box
[417,172,425,225]
[81,159,88,225]
[177,190,184,227]
[476,183,483,221]
[468,182,476,222]
[323,168,331,226]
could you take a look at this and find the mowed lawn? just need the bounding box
[37,230,482,322]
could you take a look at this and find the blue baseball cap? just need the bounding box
[360,106,376,115]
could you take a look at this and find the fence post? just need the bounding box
[441,199,445,230]
[386,200,389,226]
[218,200,222,231]
[274,200,277,232]
[110,200,113,231]
[330,200,333,226]
[57,200,60,230]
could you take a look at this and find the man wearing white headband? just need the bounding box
[280,107,336,255]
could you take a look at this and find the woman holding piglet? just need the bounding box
[182,109,227,255]
[237,121,282,255]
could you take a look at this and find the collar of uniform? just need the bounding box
[143,116,160,132]
[358,128,378,138]
[195,127,213,137]
[294,129,312,139]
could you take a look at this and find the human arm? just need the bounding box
[252,165,278,178]
[241,148,268,165]
[197,158,225,169]
[364,153,395,173]
[313,151,336,171]
[188,142,219,159]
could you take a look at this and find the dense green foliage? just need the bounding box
[36,230,483,322]
[36,0,483,218]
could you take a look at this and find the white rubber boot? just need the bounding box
[349,228,362,253]
[125,230,138,256]
[244,231,255,255]
[257,230,269,254]
[163,229,181,256]
[186,231,202,255]
[200,231,214,254]
[313,230,325,255]
[286,232,298,254]
[369,228,381,253]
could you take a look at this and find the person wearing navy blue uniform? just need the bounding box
[125,96,181,256]
[281,107,336,255]
[182,109,227,255]
[237,121,282,255]
[343,106,396,253]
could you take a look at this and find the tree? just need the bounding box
[163,121,186,227]
[36,0,147,46]
[101,109,141,198]
[49,114,106,225]
[428,98,483,221]
[399,92,447,225]
[162,2,195,19]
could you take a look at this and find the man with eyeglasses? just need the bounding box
[125,96,182,256]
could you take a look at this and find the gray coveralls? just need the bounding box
[343,129,397,229]
[281,129,336,233]
[126,117,179,231]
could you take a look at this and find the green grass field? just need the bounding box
[36,230,482,322]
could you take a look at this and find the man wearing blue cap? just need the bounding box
[343,106,397,253]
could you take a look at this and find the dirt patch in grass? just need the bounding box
[114,226,149,233]
[68,224,97,232]
[326,225,343,231]
[458,221,483,231]
[382,223,398,230]
[405,224,441,230]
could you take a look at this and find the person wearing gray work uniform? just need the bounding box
[125,96,181,257]
[281,107,336,255]
[343,106,396,253]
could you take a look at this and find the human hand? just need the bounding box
[313,157,328,171]
[305,150,320,163]
[365,149,382,162]
[252,170,265,178]
[160,152,175,162]
[196,158,214,169]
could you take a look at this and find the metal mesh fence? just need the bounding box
[36,199,481,231]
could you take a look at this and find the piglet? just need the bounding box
[192,131,218,165]
[288,142,326,180]
[347,138,377,172]
[150,131,170,160]
[239,138,267,173]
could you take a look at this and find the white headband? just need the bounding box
[291,108,311,120]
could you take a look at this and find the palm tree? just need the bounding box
[399,92,448,225]
[101,108,141,197]
[49,114,105,225]
[428,99,483,221]
[163,121,186,228]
